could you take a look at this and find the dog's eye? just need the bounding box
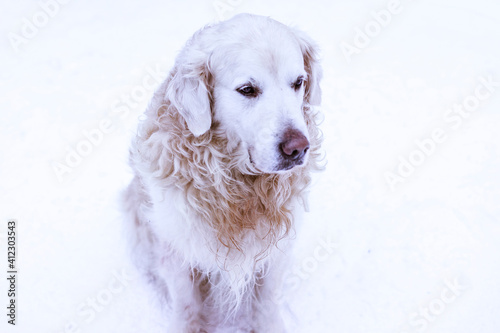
[293,76,305,91]
[237,85,259,98]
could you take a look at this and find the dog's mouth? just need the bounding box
[247,148,306,174]
[248,149,255,165]
[275,158,306,172]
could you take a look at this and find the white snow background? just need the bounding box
[1,0,499,332]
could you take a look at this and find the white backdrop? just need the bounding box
[1,0,499,332]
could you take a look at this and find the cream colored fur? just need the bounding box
[123,13,322,333]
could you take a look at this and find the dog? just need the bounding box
[123,13,322,333]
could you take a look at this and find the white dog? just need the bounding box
[123,13,322,333]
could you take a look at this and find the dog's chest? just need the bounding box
[147,186,285,271]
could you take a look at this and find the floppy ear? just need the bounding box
[293,29,322,106]
[165,48,212,137]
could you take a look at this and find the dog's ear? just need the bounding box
[166,48,212,137]
[293,30,322,106]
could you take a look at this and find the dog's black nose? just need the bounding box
[279,129,310,161]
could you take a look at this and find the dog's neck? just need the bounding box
[135,104,320,254]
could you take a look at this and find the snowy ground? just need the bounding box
[1,0,499,332]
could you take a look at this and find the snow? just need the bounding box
[1,0,499,332]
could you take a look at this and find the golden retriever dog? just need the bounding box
[123,13,322,333]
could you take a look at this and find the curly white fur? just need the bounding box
[123,13,322,333]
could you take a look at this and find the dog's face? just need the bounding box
[212,37,311,173]
[166,14,322,173]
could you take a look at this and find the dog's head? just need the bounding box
[166,14,322,173]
